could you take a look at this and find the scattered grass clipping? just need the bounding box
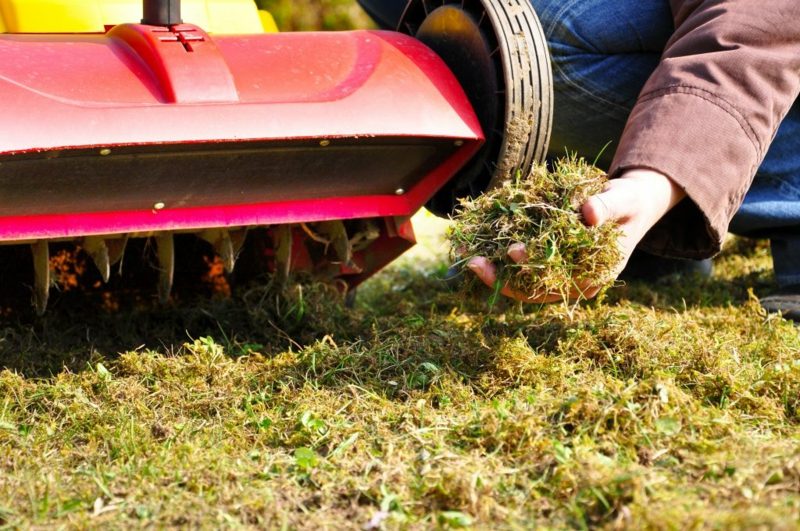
[448,156,622,303]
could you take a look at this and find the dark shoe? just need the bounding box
[619,249,713,282]
[760,285,800,322]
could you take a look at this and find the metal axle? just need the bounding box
[142,0,182,26]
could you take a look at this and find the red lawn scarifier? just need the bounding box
[0,0,552,313]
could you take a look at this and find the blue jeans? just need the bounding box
[531,0,800,287]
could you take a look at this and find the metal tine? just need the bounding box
[217,232,235,273]
[84,236,128,282]
[31,240,50,316]
[274,225,293,280]
[155,233,174,304]
[317,220,360,272]
[349,220,381,252]
[83,237,111,283]
[199,229,228,270]
[199,229,248,273]
[107,237,129,274]
[229,229,248,271]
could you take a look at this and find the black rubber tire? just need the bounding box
[391,0,553,217]
[479,0,553,186]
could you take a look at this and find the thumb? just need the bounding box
[582,182,636,227]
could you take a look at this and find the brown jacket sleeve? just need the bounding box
[609,0,800,259]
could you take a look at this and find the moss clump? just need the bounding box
[448,156,622,302]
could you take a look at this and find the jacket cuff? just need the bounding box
[610,88,760,259]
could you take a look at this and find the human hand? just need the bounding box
[467,168,687,303]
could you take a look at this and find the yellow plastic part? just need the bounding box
[0,0,275,34]
[258,9,278,33]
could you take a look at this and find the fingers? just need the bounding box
[466,256,494,282]
[507,243,527,264]
[467,256,589,304]
[467,257,510,295]
[573,281,600,300]
[467,257,529,301]
[583,169,687,229]
[582,182,637,227]
[582,194,612,227]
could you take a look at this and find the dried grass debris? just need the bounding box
[448,156,622,302]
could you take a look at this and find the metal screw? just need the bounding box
[454,140,464,147]
[99,148,111,156]
[319,139,331,147]
[395,188,405,196]
[153,202,166,210]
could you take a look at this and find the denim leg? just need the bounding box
[729,102,800,287]
[530,0,673,169]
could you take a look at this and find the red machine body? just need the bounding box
[0,23,483,302]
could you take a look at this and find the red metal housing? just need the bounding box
[0,24,484,286]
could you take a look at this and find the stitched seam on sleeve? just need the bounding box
[637,85,762,157]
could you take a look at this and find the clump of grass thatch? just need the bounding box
[448,156,622,302]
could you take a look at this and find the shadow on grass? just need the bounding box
[0,235,787,391]
[0,235,359,377]
[607,271,774,311]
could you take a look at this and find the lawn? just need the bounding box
[0,210,798,529]
[2,3,799,529]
